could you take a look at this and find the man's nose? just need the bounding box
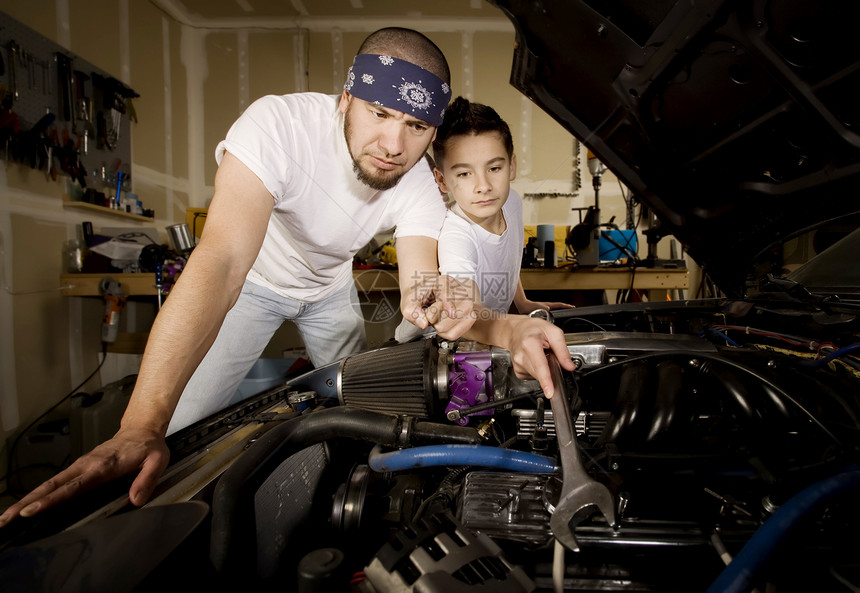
[378,122,405,156]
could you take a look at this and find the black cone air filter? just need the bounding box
[339,339,437,417]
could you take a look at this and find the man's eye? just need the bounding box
[373,111,387,119]
[410,123,428,132]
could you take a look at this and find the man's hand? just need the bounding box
[401,274,476,339]
[395,237,478,339]
[424,275,476,339]
[0,427,169,528]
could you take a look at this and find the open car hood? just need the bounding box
[489,0,860,297]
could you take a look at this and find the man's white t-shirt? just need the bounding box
[215,93,446,302]
[438,189,525,313]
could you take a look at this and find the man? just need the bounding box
[0,28,573,527]
[165,28,468,432]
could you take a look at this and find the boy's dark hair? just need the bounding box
[358,28,450,84]
[432,96,514,166]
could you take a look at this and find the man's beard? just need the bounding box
[344,110,406,191]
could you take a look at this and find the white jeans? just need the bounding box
[167,280,366,434]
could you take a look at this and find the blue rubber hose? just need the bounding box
[368,444,558,474]
[800,342,860,368]
[706,470,860,593]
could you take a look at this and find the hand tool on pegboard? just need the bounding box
[99,277,127,344]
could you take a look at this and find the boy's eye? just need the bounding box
[457,171,471,178]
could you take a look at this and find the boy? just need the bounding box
[397,97,571,341]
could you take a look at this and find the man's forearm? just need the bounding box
[395,235,440,326]
[119,252,246,436]
[119,151,273,435]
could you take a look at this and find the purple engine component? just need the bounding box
[161,257,186,295]
[445,351,493,426]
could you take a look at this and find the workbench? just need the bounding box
[62,266,688,301]
[60,267,689,355]
[352,266,688,303]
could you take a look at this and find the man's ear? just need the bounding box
[510,153,518,181]
[338,91,351,114]
[433,168,450,194]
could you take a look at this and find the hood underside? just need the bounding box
[489,0,860,297]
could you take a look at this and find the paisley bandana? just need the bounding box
[344,54,451,127]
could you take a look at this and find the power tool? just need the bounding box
[99,277,127,343]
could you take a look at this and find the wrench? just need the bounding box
[547,353,616,552]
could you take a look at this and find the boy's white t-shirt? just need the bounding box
[215,93,446,302]
[394,189,524,342]
[438,189,525,313]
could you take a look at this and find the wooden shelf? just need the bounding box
[61,273,158,296]
[518,267,688,291]
[62,267,689,298]
[63,198,154,222]
[355,267,689,292]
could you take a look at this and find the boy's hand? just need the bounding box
[517,299,575,315]
[503,316,575,398]
[464,314,575,398]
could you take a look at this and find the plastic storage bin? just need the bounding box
[226,357,298,407]
[599,230,638,263]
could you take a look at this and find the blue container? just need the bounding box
[599,230,638,262]
[227,357,298,406]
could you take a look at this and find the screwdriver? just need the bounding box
[155,261,163,310]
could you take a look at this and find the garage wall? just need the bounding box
[0,1,647,481]
[0,1,190,485]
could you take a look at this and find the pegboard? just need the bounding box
[0,10,136,195]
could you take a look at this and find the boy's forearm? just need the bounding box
[512,278,529,312]
[462,305,511,344]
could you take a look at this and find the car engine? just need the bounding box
[2,296,858,593]
[188,297,860,593]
